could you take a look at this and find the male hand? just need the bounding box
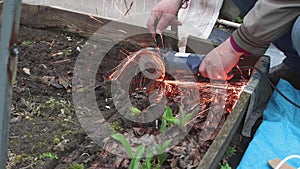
[199,38,243,80]
[147,0,183,38]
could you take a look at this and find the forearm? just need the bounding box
[232,0,300,56]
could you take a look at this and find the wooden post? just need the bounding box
[0,0,21,168]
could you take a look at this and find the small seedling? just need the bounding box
[220,146,236,169]
[142,139,172,169]
[130,144,145,169]
[142,148,154,169]
[53,137,60,144]
[130,107,141,116]
[64,130,72,135]
[160,106,180,133]
[156,139,172,166]
[110,120,123,132]
[111,132,172,169]
[39,152,58,160]
[48,97,59,109]
[47,97,69,110]
[225,146,236,159]
[111,133,145,169]
[62,49,71,57]
[179,107,193,127]
[220,162,232,169]
[235,16,243,24]
[22,40,33,46]
[111,133,133,158]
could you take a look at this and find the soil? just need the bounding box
[8,25,253,169]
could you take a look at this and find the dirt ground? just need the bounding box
[8,25,252,169]
[9,25,116,169]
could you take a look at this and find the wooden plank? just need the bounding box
[185,35,215,54]
[5,3,178,50]
[22,0,160,27]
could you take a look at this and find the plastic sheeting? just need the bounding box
[178,0,223,52]
[22,0,159,27]
[238,79,300,169]
[22,0,222,52]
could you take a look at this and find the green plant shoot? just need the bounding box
[225,146,236,159]
[111,133,133,158]
[156,139,172,166]
[179,107,193,127]
[39,152,58,160]
[131,107,141,116]
[130,144,145,169]
[235,16,243,24]
[22,40,33,46]
[142,147,154,169]
[220,162,232,169]
[160,106,180,133]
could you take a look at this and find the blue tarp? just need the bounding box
[238,79,300,169]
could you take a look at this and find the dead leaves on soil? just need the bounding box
[40,75,72,92]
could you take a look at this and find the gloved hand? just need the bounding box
[147,0,183,38]
[199,38,244,80]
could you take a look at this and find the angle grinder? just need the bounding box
[154,33,205,77]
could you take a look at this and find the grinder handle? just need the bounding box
[186,54,205,75]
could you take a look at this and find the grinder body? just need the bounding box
[164,51,205,76]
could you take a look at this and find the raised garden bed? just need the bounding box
[7,3,271,169]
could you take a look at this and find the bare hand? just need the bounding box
[147,0,183,38]
[199,38,243,80]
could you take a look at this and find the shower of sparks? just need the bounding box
[236,65,246,81]
[109,48,250,115]
[109,48,165,80]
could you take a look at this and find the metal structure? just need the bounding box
[0,0,22,168]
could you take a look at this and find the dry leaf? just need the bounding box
[22,68,31,75]
[40,76,56,86]
[58,76,70,89]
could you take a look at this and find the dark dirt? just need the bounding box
[8,25,253,169]
[9,25,161,169]
[9,26,115,169]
